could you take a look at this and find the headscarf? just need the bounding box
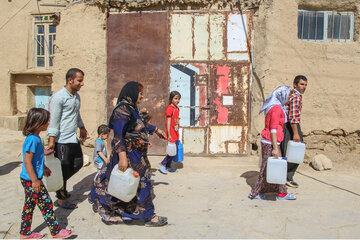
[259,85,291,121]
[108,81,140,129]
[116,81,140,106]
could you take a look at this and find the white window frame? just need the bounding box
[298,10,354,42]
[33,14,56,69]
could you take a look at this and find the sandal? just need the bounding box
[145,216,168,227]
[248,193,266,200]
[54,200,78,209]
[53,229,73,239]
[277,193,296,200]
[20,232,44,239]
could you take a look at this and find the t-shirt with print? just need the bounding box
[165,104,180,143]
[20,134,45,180]
[93,138,107,169]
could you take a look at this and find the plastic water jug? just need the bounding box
[43,154,63,192]
[166,142,177,156]
[107,167,140,202]
[266,157,287,184]
[174,140,183,162]
[286,141,306,164]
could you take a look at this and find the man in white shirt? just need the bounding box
[48,68,88,209]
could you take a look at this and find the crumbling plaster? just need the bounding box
[51,3,107,140]
[250,0,360,159]
[1,0,359,158]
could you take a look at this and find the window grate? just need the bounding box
[298,10,353,42]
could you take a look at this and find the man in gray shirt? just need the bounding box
[48,68,88,209]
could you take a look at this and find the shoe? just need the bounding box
[53,229,73,239]
[248,193,266,200]
[145,216,168,227]
[277,193,296,200]
[20,232,44,239]
[157,163,167,174]
[54,200,78,209]
[286,181,299,188]
[167,167,176,173]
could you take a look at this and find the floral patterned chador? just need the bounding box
[88,99,157,221]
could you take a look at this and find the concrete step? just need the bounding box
[0,115,26,131]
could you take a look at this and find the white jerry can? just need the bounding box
[107,167,140,202]
[286,141,306,164]
[266,157,287,184]
[43,154,63,192]
[166,142,177,156]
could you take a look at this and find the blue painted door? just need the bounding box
[35,87,51,110]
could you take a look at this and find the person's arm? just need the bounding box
[270,132,280,158]
[291,123,300,142]
[24,152,42,193]
[288,94,301,142]
[97,151,109,164]
[47,95,62,150]
[166,117,172,142]
[112,105,131,171]
[269,106,281,158]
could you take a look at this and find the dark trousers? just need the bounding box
[54,142,83,200]
[161,141,178,167]
[280,122,303,181]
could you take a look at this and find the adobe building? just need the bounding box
[0,0,359,160]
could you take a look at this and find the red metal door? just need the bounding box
[107,12,169,154]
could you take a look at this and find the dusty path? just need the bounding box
[0,128,359,239]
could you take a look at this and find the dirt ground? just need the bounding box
[0,128,359,239]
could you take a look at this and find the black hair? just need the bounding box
[140,111,152,122]
[293,75,307,85]
[66,68,84,84]
[169,91,181,104]
[97,124,110,135]
[22,108,50,136]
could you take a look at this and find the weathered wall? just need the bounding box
[0,0,58,115]
[52,3,107,142]
[250,0,360,160]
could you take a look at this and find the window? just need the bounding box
[34,15,56,68]
[298,10,354,42]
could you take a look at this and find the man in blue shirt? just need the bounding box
[48,68,88,209]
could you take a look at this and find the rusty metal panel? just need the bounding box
[107,12,169,155]
[170,14,192,60]
[194,14,209,60]
[209,14,226,60]
[208,126,244,154]
[208,64,249,126]
[182,127,207,154]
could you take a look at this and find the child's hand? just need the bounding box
[104,158,110,164]
[148,142,153,148]
[44,166,52,177]
[32,179,41,193]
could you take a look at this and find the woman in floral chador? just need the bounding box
[88,81,168,226]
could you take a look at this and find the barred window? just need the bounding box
[298,10,354,42]
[34,15,57,68]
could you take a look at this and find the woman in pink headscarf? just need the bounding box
[248,85,296,200]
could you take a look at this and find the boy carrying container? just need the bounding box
[93,124,110,180]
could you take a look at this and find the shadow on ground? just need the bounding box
[33,172,96,234]
[0,161,21,176]
[240,170,259,188]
